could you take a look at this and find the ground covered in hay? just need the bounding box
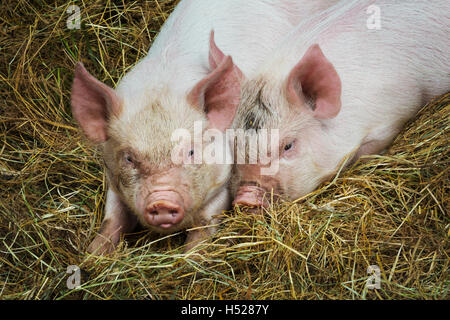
[0,1,448,300]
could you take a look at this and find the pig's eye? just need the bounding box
[188,149,194,157]
[124,153,134,165]
[282,140,296,157]
[284,143,293,151]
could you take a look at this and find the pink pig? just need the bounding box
[231,0,450,207]
[70,0,338,254]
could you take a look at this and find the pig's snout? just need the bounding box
[233,185,267,208]
[145,191,185,229]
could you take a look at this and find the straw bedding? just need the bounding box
[0,1,448,299]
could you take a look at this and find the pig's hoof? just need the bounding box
[87,236,116,256]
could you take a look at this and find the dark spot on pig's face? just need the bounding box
[238,86,277,132]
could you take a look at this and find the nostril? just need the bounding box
[144,199,185,227]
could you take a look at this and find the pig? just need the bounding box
[70,0,338,254]
[230,0,450,207]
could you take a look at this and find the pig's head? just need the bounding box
[71,32,242,233]
[231,44,343,207]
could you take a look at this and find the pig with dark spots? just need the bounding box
[231,0,450,209]
[71,0,339,254]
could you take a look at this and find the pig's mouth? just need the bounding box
[143,190,187,230]
[233,184,268,208]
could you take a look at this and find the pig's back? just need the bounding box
[268,0,449,121]
[116,0,348,101]
[116,0,302,98]
[334,0,449,103]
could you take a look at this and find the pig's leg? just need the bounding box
[184,187,230,253]
[354,140,389,159]
[352,126,401,162]
[87,188,137,255]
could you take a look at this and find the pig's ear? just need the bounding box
[286,44,342,119]
[208,30,225,70]
[208,30,242,76]
[187,32,243,131]
[71,62,121,143]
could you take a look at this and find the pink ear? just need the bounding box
[209,30,244,79]
[70,63,121,143]
[208,30,226,70]
[286,44,342,119]
[187,31,244,131]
